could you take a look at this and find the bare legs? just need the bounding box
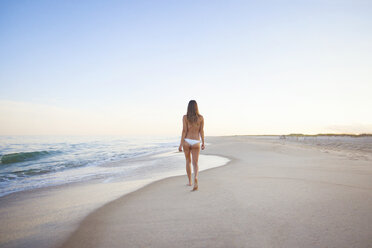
[183,144,192,186]
[186,157,192,186]
[183,143,200,190]
[191,144,200,190]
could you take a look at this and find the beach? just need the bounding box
[59,136,372,248]
[2,1,372,247]
[1,135,372,248]
[0,143,227,248]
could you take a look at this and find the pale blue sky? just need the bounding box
[1,0,371,135]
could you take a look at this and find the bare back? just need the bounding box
[183,115,204,140]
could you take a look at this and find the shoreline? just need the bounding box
[61,136,372,248]
[0,146,178,199]
[0,148,229,248]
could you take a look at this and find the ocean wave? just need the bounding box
[0,150,60,164]
[0,136,180,197]
[13,168,52,177]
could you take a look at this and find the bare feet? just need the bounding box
[192,178,198,191]
[187,182,192,186]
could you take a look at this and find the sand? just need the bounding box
[59,136,372,248]
[0,150,227,248]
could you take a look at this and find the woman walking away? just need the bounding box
[178,100,205,191]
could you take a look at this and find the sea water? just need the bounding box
[0,135,183,197]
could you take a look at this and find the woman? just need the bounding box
[178,100,205,191]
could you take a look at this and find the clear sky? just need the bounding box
[1,0,371,135]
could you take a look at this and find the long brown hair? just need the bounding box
[187,100,201,123]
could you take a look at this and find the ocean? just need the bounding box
[0,135,185,197]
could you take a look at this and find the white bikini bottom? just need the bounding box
[184,138,201,146]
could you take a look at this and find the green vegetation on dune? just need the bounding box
[287,133,372,137]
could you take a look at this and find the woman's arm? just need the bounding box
[179,115,187,151]
[200,116,205,150]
